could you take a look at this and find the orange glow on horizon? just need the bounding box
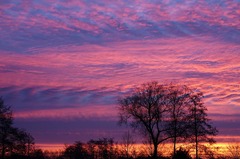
[36,143,64,152]
[36,142,240,158]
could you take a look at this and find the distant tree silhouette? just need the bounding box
[25,132,34,157]
[10,128,35,156]
[62,138,119,159]
[172,147,192,159]
[118,82,171,159]
[87,138,117,159]
[121,131,135,158]
[187,92,218,159]
[165,84,192,156]
[63,141,89,159]
[0,97,35,159]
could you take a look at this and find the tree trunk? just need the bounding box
[1,144,5,159]
[194,103,198,159]
[195,135,198,159]
[172,104,177,157]
[153,142,158,159]
[27,142,30,156]
[173,136,176,156]
[173,118,177,156]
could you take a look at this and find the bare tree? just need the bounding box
[118,82,218,159]
[118,81,171,159]
[165,84,192,156]
[187,92,218,159]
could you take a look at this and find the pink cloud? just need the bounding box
[1,36,239,118]
[13,105,117,119]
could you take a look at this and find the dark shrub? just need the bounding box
[172,147,192,159]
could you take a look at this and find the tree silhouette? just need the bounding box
[121,130,135,158]
[10,128,35,156]
[165,84,191,156]
[118,82,218,159]
[187,92,218,159]
[0,97,13,159]
[64,141,89,159]
[118,81,171,159]
[0,97,35,158]
[87,138,116,159]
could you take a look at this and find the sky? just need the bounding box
[0,0,240,148]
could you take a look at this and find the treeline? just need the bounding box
[18,138,239,159]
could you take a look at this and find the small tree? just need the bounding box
[187,92,218,159]
[118,81,171,159]
[121,130,135,158]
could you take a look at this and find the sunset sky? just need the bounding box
[0,0,240,148]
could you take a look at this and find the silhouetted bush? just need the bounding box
[30,149,45,159]
[63,141,90,159]
[171,147,192,159]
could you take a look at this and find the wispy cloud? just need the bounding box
[1,36,239,115]
[0,0,239,52]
